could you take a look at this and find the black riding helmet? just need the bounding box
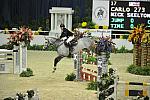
[60,24,65,28]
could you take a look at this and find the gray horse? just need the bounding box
[44,36,94,73]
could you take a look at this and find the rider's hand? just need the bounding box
[60,38,63,41]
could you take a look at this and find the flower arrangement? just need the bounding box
[128,24,146,44]
[81,22,87,27]
[94,24,99,29]
[4,28,9,34]
[8,26,33,46]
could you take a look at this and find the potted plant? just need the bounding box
[8,26,33,47]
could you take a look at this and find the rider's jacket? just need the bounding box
[60,28,73,39]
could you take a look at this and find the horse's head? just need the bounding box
[43,37,58,50]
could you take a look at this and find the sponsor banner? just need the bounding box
[92,0,109,26]
[79,29,111,37]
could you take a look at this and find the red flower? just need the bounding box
[8,26,33,46]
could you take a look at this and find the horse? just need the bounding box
[43,36,95,73]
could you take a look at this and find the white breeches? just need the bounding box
[66,35,74,43]
[61,37,67,41]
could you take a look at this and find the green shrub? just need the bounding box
[116,46,133,53]
[0,44,13,50]
[117,46,127,53]
[65,73,76,81]
[3,89,37,100]
[87,71,115,91]
[4,97,14,100]
[122,35,129,39]
[20,68,33,77]
[87,56,96,63]
[27,44,57,51]
[87,81,97,90]
[98,74,114,90]
[87,21,96,29]
[127,64,150,76]
[108,60,112,65]
[27,45,43,50]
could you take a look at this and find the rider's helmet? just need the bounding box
[60,24,65,28]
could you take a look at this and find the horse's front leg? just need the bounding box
[53,55,64,73]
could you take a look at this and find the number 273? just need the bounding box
[134,7,145,12]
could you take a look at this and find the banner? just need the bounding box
[92,0,109,26]
[79,29,111,37]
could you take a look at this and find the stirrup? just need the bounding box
[64,41,69,47]
[70,40,78,46]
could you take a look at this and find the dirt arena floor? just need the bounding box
[0,51,150,100]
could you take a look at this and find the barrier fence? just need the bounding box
[74,51,98,81]
[118,81,150,99]
[0,44,27,74]
[73,51,150,99]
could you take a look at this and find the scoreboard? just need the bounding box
[109,1,150,30]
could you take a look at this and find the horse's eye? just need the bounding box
[45,42,48,43]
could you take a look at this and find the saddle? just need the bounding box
[64,38,78,47]
[63,38,78,54]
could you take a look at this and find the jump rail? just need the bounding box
[0,45,27,74]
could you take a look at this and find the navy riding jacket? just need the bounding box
[60,28,73,39]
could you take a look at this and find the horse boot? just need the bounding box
[69,46,74,53]
[67,42,74,56]
[64,41,69,47]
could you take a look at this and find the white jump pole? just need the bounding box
[74,52,82,81]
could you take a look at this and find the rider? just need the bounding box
[59,23,74,52]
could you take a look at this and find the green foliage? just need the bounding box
[20,68,33,77]
[117,46,126,53]
[45,45,57,51]
[16,93,24,99]
[116,46,133,53]
[87,81,97,90]
[98,74,114,90]
[127,64,150,76]
[0,44,57,51]
[27,45,43,50]
[4,97,14,100]
[27,90,34,98]
[87,68,116,91]
[0,44,13,50]
[87,21,96,29]
[27,44,57,51]
[65,73,76,81]
[122,35,129,39]
[87,56,96,63]
[3,89,36,100]
[108,60,112,65]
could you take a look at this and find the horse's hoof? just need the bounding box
[52,68,56,73]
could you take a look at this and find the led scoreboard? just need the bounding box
[109,1,150,30]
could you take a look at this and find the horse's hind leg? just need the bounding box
[52,55,64,73]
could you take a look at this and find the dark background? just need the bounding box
[0,0,92,30]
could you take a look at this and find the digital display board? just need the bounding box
[109,1,150,30]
